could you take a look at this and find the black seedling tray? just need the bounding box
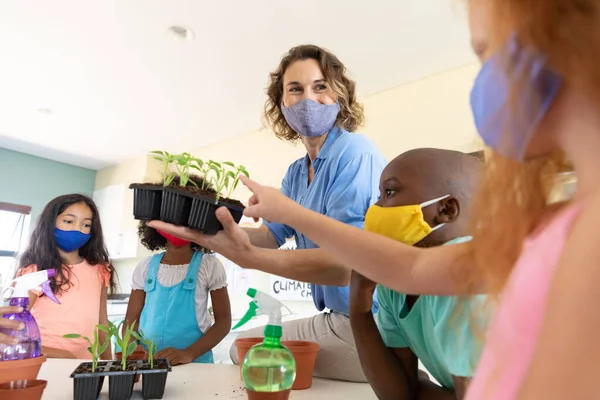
[130,184,163,221]
[188,195,245,234]
[70,359,172,400]
[160,187,193,225]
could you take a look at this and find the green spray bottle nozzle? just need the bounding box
[232,300,259,330]
[232,288,292,334]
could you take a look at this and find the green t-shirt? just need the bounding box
[376,236,484,389]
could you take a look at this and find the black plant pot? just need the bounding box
[73,375,105,400]
[160,188,193,225]
[130,184,163,221]
[138,358,172,400]
[108,374,136,400]
[141,371,168,399]
[188,195,245,234]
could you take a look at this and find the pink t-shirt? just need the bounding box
[18,261,111,359]
[466,205,581,399]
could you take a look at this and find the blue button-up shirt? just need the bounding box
[265,126,386,315]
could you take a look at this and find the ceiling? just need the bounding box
[0,0,476,170]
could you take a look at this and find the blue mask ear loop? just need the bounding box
[420,194,451,232]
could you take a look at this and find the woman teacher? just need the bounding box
[151,44,385,382]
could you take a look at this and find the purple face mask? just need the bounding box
[470,37,563,160]
[281,99,340,137]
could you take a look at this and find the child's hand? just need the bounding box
[0,306,24,345]
[155,347,194,366]
[349,271,377,315]
[240,176,301,225]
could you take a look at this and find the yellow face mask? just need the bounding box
[364,195,449,245]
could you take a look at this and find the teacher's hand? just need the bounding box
[148,207,252,258]
[240,176,301,226]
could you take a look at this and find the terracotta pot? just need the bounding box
[0,354,47,384]
[0,379,47,400]
[246,389,291,400]
[282,341,319,390]
[115,349,147,383]
[235,337,263,366]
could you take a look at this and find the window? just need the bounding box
[0,202,31,293]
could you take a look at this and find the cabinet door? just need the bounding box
[93,184,125,258]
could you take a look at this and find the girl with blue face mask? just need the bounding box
[16,194,116,360]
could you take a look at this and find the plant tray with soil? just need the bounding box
[131,151,248,234]
[70,360,172,400]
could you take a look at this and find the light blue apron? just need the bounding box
[139,251,214,363]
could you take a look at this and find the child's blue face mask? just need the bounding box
[54,228,91,252]
[470,37,563,161]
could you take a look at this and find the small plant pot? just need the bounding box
[246,389,291,400]
[130,184,164,221]
[160,188,193,225]
[188,195,245,234]
[0,379,47,400]
[282,341,319,390]
[235,337,264,379]
[0,354,47,384]
[115,350,147,383]
[108,374,136,400]
[138,358,172,399]
[73,375,105,400]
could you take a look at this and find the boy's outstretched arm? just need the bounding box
[157,287,232,365]
[240,177,478,296]
[351,272,457,400]
[350,271,412,398]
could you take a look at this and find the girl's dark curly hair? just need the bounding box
[137,221,208,252]
[264,44,365,142]
[19,194,117,296]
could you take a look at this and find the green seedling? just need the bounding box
[226,163,250,198]
[191,157,212,190]
[132,328,158,369]
[109,320,138,371]
[173,152,198,188]
[64,324,111,373]
[150,150,176,187]
[206,161,250,201]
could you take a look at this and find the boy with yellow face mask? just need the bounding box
[350,148,484,400]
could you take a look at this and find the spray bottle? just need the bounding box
[233,288,296,399]
[0,270,60,361]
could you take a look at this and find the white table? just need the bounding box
[39,359,377,399]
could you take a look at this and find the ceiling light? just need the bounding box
[168,26,195,41]
[36,108,52,115]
